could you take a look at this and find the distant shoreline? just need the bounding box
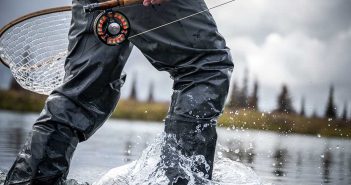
[1,90,350,139]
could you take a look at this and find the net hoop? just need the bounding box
[0,6,71,68]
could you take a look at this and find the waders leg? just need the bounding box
[5,0,133,184]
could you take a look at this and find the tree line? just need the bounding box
[227,69,350,122]
[7,67,350,123]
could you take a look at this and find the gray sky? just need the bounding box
[0,0,350,117]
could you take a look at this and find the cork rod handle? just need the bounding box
[123,0,144,6]
[83,0,144,13]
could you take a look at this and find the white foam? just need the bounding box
[93,134,263,185]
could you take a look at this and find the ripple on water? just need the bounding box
[0,173,88,185]
[0,133,263,185]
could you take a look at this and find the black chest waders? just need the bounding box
[4,0,235,184]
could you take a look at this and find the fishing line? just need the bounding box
[128,0,236,39]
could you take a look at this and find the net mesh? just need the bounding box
[0,10,71,95]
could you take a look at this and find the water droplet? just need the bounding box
[234,149,240,154]
[217,151,223,159]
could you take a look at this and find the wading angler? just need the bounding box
[2,0,234,184]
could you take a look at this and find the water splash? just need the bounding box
[94,133,262,185]
[0,170,6,185]
[0,134,262,185]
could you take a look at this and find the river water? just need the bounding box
[0,111,350,185]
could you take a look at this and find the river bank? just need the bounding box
[1,90,350,139]
[1,110,350,185]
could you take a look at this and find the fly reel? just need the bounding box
[93,10,130,46]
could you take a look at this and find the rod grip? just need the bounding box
[123,0,144,6]
[83,0,143,13]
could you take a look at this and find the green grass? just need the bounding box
[219,109,351,139]
[0,90,46,112]
[0,90,350,139]
[112,100,169,122]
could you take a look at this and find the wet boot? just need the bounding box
[162,118,218,185]
[4,122,79,185]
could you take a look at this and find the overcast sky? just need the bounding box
[0,0,350,117]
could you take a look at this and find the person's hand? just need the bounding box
[143,0,167,6]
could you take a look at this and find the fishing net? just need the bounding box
[0,1,236,95]
[0,8,71,95]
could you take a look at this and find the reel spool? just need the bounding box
[94,10,130,46]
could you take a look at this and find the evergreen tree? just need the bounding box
[129,73,138,100]
[147,81,155,103]
[10,78,22,91]
[300,97,306,117]
[237,68,248,108]
[248,79,259,111]
[228,80,240,108]
[312,109,318,118]
[275,84,295,114]
[325,85,337,119]
[341,102,348,121]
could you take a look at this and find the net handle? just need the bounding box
[0,6,72,68]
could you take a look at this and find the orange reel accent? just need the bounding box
[94,10,130,46]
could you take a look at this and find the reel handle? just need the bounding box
[84,0,143,13]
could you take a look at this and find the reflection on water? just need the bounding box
[0,111,351,185]
[9,128,24,153]
[123,135,132,162]
[0,113,28,161]
[272,148,288,177]
[322,149,332,184]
